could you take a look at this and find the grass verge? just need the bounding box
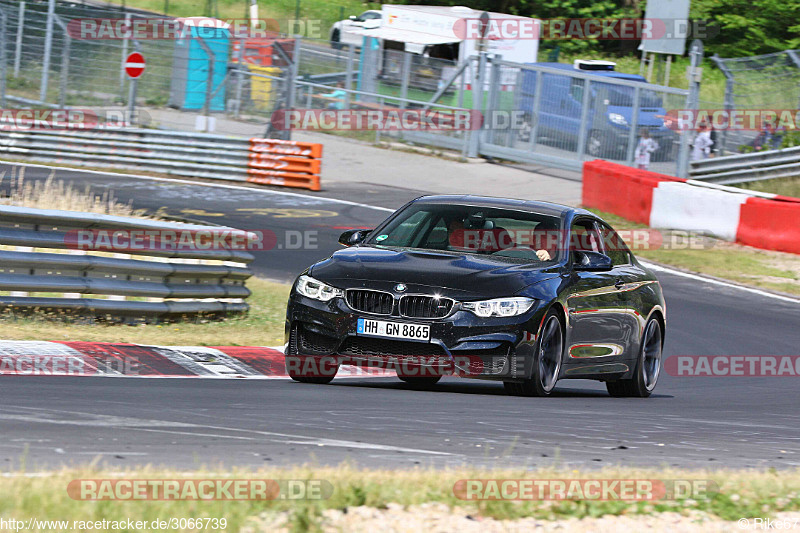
[734,176,800,199]
[0,278,290,346]
[589,209,800,296]
[0,466,798,531]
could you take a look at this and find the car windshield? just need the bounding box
[366,203,562,263]
[597,82,663,108]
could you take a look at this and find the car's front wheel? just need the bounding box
[286,326,339,384]
[606,317,662,398]
[504,310,563,397]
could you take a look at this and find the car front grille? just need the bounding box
[340,337,445,358]
[346,289,394,315]
[399,295,454,318]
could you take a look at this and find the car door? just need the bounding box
[597,221,641,358]
[564,219,630,373]
[598,222,654,359]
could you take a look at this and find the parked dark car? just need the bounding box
[285,195,666,397]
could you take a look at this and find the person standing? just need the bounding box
[691,122,714,161]
[321,81,347,110]
[634,128,659,170]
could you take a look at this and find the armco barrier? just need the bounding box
[689,145,800,185]
[0,128,323,191]
[0,204,255,319]
[583,160,800,255]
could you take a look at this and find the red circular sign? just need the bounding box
[124,52,146,79]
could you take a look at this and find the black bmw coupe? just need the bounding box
[285,195,665,397]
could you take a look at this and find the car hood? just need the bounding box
[309,246,559,298]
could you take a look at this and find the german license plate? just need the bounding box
[356,318,430,341]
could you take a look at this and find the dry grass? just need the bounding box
[0,166,154,218]
[0,465,798,531]
[0,277,290,346]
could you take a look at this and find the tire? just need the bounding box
[330,29,342,50]
[398,375,441,387]
[606,318,662,398]
[586,129,609,158]
[288,369,337,385]
[504,310,564,397]
[286,325,338,385]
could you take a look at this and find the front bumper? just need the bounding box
[285,292,544,379]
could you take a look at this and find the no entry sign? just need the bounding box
[124,52,146,79]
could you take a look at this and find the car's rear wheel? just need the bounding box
[606,317,662,398]
[286,325,338,384]
[330,29,342,50]
[504,311,563,397]
[398,375,441,387]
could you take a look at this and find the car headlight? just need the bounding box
[295,275,344,302]
[608,112,628,126]
[461,297,536,317]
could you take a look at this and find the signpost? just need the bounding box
[125,51,145,126]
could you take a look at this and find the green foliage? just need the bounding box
[690,0,800,56]
[780,130,800,148]
[399,0,800,58]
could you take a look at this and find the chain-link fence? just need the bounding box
[0,0,696,176]
[1,0,175,108]
[711,50,800,156]
[479,60,689,175]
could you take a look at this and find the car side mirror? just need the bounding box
[349,15,357,20]
[573,251,613,272]
[338,229,370,247]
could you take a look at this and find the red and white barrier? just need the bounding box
[0,341,393,379]
[583,160,800,255]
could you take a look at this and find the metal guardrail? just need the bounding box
[0,127,323,190]
[689,146,800,185]
[0,204,255,319]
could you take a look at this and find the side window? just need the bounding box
[569,79,584,103]
[599,223,631,266]
[570,219,601,262]
[377,210,429,247]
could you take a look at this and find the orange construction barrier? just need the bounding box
[247,138,323,191]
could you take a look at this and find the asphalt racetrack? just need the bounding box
[1,163,799,471]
